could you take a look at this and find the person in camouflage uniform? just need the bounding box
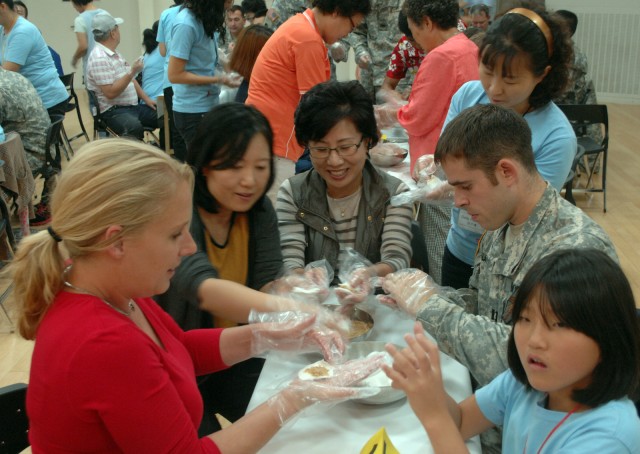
[380,105,616,453]
[0,67,50,174]
[266,0,310,29]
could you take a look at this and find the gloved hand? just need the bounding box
[130,57,144,77]
[389,155,454,207]
[412,154,438,183]
[218,71,243,88]
[377,269,439,318]
[356,52,372,70]
[248,310,347,363]
[328,42,348,62]
[271,260,333,304]
[217,47,230,66]
[375,87,404,105]
[334,249,374,316]
[374,100,406,130]
[268,353,386,425]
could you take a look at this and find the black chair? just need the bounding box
[0,383,29,454]
[562,144,586,206]
[59,72,90,147]
[87,90,119,140]
[557,104,609,212]
[0,162,16,329]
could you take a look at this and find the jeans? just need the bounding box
[173,111,206,160]
[441,244,474,289]
[101,104,158,140]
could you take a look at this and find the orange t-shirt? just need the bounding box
[246,9,331,161]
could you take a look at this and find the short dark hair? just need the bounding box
[469,3,489,17]
[479,9,573,108]
[227,4,244,15]
[312,0,371,17]
[434,104,536,184]
[241,0,267,16]
[14,0,27,17]
[230,24,273,80]
[187,103,275,213]
[556,9,578,36]
[71,0,93,6]
[294,80,379,149]
[0,0,15,8]
[402,0,459,30]
[398,10,413,39]
[507,249,640,408]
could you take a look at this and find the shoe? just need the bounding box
[30,202,51,226]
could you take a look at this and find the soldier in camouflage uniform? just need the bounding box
[0,68,50,174]
[266,0,311,29]
[381,105,616,454]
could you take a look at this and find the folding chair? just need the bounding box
[558,104,609,212]
[0,162,16,330]
[59,73,90,153]
[562,144,586,206]
[87,90,119,139]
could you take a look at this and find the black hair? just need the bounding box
[294,80,379,149]
[0,0,15,8]
[241,0,267,16]
[311,0,372,17]
[434,104,536,184]
[403,0,459,30]
[556,9,578,37]
[142,21,159,55]
[187,103,275,213]
[228,4,244,15]
[14,0,27,17]
[398,10,413,39]
[71,0,93,5]
[479,9,573,109]
[183,0,225,39]
[507,249,640,408]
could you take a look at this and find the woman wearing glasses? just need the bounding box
[276,80,413,289]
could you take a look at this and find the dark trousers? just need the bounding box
[162,87,187,160]
[441,244,474,289]
[173,111,206,161]
[101,104,158,140]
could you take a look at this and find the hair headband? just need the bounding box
[506,8,553,58]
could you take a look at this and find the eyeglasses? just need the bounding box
[308,138,364,159]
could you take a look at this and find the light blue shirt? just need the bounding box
[142,47,164,102]
[476,370,640,453]
[0,124,5,142]
[0,16,69,109]
[170,8,220,114]
[74,8,107,79]
[443,81,577,265]
[157,5,181,90]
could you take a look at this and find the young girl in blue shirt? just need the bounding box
[385,248,640,453]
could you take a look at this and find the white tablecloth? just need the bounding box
[247,302,481,453]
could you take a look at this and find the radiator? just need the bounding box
[575,11,640,104]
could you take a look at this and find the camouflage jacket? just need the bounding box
[0,68,50,169]
[346,0,404,91]
[416,184,617,386]
[268,0,312,29]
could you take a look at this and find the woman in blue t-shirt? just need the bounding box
[168,0,239,161]
[439,8,577,289]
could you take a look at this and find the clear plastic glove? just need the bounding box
[375,87,404,105]
[328,42,348,62]
[377,269,440,318]
[130,57,144,77]
[218,71,243,88]
[217,47,229,66]
[334,249,374,316]
[374,100,406,130]
[249,310,347,363]
[271,260,333,304]
[268,353,386,425]
[357,52,372,70]
[389,155,454,207]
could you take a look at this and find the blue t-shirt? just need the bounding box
[142,47,164,102]
[0,124,5,142]
[75,8,107,78]
[157,5,181,90]
[0,17,68,109]
[476,370,640,453]
[443,81,577,265]
[169,8,220,114]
